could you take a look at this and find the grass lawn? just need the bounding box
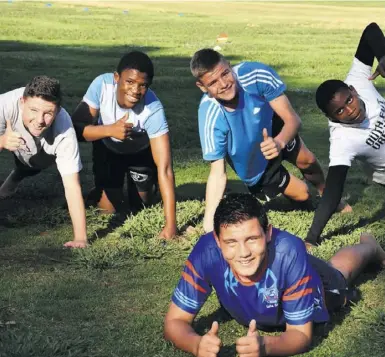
[0,1,385,356]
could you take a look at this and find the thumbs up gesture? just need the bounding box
[236,320,265,357]
[108,113,133,141]
[0,120,24,152]
[196,321,222,357]
[260,128,283,160]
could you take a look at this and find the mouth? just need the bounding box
[125,93,140,103]
[238,259,254,266]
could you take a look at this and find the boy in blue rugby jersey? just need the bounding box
[191,49,350,233]
[164,193,385,357]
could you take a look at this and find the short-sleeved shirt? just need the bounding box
[172,228,329,329]
[83,73,169,155]
[198,62,286,186]
[0,88,82,176]
[329,58,385,184]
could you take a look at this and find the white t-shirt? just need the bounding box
[83,73,169,154]
[0,88,82,176]
[329,58,385,184]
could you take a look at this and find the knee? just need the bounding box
[297,151,317,171]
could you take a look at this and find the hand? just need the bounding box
[159,224,177,240]
[236,319,265,357]
[369,56,385,80]
[260,128,283,160]
[108,113,133,141]
[196,321,222,357]
[63,239,88,248]
[0,120,25,152]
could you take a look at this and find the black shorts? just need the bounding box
[13,155,41,178]
[92,140,157,193]
[247,114,301,201]
[308,255,350,312]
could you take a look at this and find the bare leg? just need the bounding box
[283,174,310,201]
[288,138,325,195]
[329,232,385,285]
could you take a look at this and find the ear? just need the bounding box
[265,224,273,243]
[196,80,208,94]
[213,230,221,248]
[113,71,120,83]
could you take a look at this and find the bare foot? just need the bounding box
[305,242,316,252]
[360,233,385,267]
[336,199,353,214]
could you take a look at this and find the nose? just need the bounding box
[218,77,228,89]
[131,83,140,94]
[345,105,355,115]
[238,242,251,258]
[36,114,45,124]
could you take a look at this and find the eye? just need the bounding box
[336,108,344,115]
[140,83,148,89]
[347,96,353,104]
[126,80,134,85]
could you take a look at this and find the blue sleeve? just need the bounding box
[237,62,286,102]
[143,106,169,138]
[171,236,213,315]
[83,74,106,109]
[198,99,227,161]
[280,238,322,325]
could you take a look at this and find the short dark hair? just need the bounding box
[315,79,350,115]
[23,76,61,106]
[116,51,154,82]
[214,193,268,237]
[190,48,226,79]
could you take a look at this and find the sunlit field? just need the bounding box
[0,1,384,356]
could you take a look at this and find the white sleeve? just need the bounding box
[329,128,356,167]
[345,58,374,91]
[54,110,83,176]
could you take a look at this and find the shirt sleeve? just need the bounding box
[171,237,213,315]
[198,100,228,161]
[281,239,323,325]
[345,57,375,92]
[237,62,286,102]
[83,75,105,110]
[54,109,83,176]
[329,127,356,167]
[143,106,169,139]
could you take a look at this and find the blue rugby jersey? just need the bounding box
[172,228,329,328]
[198,62,286,186]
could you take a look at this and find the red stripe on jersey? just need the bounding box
[284,276,311,296]
[282,288,313,301]
[185,260,203,279]
[182,272,207,293]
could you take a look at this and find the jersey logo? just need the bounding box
[129,171,149,183]
[257,269,279,308]
[253,107,261,115]
[285,138,296,152]
[224,268,239,296]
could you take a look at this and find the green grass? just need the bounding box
[0,1,385,356]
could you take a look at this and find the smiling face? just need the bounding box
[326,86,366,124]
[114,69,150,109]
[196,60,238,104]
[20,96,58,137]
[215,218,272,284]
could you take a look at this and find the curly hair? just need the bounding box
[23,75,61,107]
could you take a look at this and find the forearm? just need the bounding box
[263,330,311,356]
[204,169,227,232]
[82,124,113,142]
[306,165,348,245]
[164,320,202,356]
[356,22,385,66]
[158,167,176,229]
[274,114,301,148]
[63,176,87,242]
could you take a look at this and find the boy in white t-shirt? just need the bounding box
[0,76,88,248]
[71,51,176,239]
[306,22,385,246]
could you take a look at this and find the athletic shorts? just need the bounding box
[92,140,157,193]
[247,114,301,200]
[308,255,351,312]
[13,155,41,177]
